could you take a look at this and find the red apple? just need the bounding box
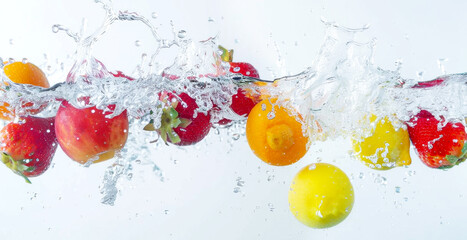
[55,100,129,165]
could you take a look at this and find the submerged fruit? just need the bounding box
[0,117,57,182]
[289,163,354,229]
[407,110,467,169]
[246,99,308,166]
[55,100,129,165]
[352,115,411,170]
[1,61,50,120]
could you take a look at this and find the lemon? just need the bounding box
[288,163,354,229]
[352,115,411,170]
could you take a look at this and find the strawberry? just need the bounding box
[217,46,260,125]
[407,110,467,169]
[145,92,212,146]
[0,117,58,182]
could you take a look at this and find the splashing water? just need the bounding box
[1,1,466,204]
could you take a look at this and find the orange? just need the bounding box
[246,98,309,166]
[1,61,50,120]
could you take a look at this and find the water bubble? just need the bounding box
[135,40,141,47]
[267,111,275,120]
[236,177,245,187]
[208,17,215,22]
[261,103,267,111]
[164,210,169,215]
[374,175,387,186]
[437,58,448,74]
[232,133,240,140]
[359,172,365,179]
[308,164,316,170]
[9,39,14,45]
[268,203,275,212]
[177,30,187,39]
[52,25,60,33]
[22,58,28,64]
[151,12,158,18]
[233,187,241,193]
[395,186,401,193]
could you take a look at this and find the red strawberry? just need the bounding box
[407,110,467,169]
[145,92,212,146]
[0,117,58,182]
[217,46,260,125]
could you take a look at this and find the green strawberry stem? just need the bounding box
[1,152,33,184]
[143,106,192,145]
[219,45,234,62]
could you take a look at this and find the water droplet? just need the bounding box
[395,186,401,193]
[9,39,14,45]
[151,12,158,19]
[268,203,275,212]
[233,67,240,72]
[52,25,60,33]
[208,17,215,22]
[232,133,240,140]
[233,187,241,193]
[164,210,169,215]
[359,172,365,179]
[177,30,186,38]
[308,164,316,170]
[261,103,267,111]
[267,111,275,120]
[22,58,28,64]
[135,40,141,47]
[236,177,245,187]
[437,58,448,74]
[374,175,387,186]
[267,175,275,181]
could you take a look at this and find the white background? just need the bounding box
[1,0,467,239]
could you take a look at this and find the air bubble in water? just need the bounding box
[135,40,141,47]
[151,12,158,19]
[52,25,60,33]
[177,30,187,38]
[267,111,275,120]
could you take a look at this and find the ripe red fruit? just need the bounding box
[407,110,467,169]
[0,117,57,183]
[217,46,260,124]
[55,100,129,165]
[145,92,212,146]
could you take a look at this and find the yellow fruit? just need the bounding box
[289,163,354,229]
[352,115,411,170]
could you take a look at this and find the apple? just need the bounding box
[55,100,129,165]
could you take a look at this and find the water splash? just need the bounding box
[0,1,466,205]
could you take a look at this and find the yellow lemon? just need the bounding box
[289,163,354,229]
[352,115,411,170]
